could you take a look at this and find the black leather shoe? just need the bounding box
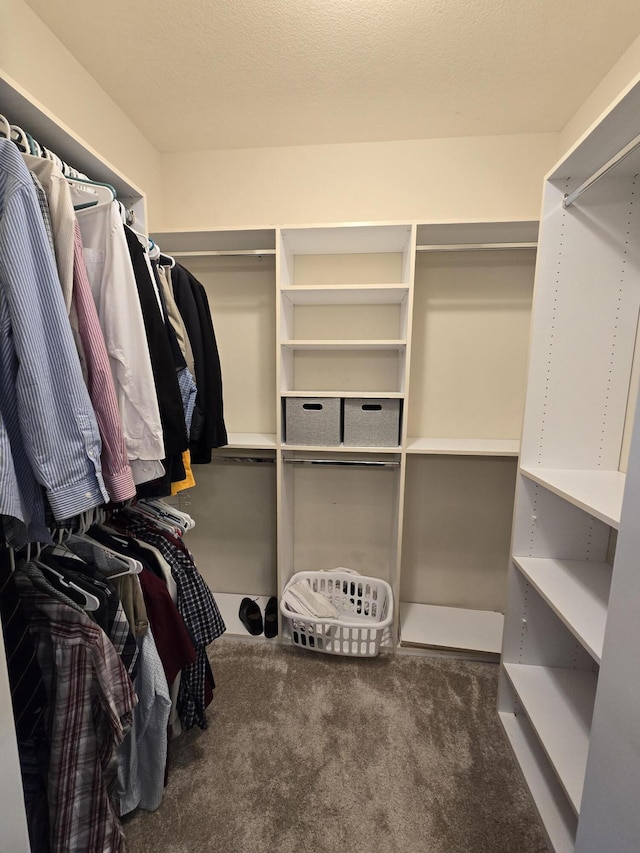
[264,596,278,638]
[239,598,263,635]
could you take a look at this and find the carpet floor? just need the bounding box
[123,639,548,853]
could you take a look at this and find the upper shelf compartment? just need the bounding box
[416,221,538,251]
[149,228,277,257]
[279,224,415,287]
[1,72,147,227]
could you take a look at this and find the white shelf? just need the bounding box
[281,224,412,254]
[503,663,597,814]
[513,557,611,663]
[214,593,277,638]
[281,390,404,399]
[282,339,406,350]
[499,711,577,853]
[281,443,401,453]
[520,467,625,528]
[407,438,520,456]
[223,432,278,450]
[281,285,409,305]
[399,602,504,653]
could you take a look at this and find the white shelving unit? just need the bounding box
[498,77,640,851]
[276,224,415,634]
[148,228,280,620]
[152,220,538,651]
[399,222,537,653]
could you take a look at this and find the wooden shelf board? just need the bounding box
[214,593,277,638]
[520,467,625,528]
[399,602,504,653]
[498,711,576,853]
[407,438,519,456]
[503,663,597,814]
[513,557,611,663]
[281,285,409,305]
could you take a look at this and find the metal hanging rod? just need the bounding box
[283,458,399,467]
[416,242,537,252]
[0,112,136,225]
[169,249,275,258]
[563,130,640,208]
[211,455,275,464]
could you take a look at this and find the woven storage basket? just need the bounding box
[280,570,393,657]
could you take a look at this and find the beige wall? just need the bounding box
[2,0,163,219]
[157,133,559,231]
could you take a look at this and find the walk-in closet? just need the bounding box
[4,2,640,851]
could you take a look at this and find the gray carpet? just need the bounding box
[123,639,547,853]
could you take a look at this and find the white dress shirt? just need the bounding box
[75,201,166,483]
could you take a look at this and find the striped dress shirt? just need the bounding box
[23,155,88,386]
[72,221,136,502]
[0,139,108,533]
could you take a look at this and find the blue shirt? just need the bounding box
[0,139,108,542]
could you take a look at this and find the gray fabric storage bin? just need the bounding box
[343,398,401,447]
[285,397,341,446]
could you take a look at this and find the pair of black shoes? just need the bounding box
[239,596,278,638]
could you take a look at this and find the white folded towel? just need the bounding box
[282,579,339,619]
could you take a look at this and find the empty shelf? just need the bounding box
[400,602,504,653]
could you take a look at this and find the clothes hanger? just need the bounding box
[67,176,116,211]
[0,115,11,140]
[122,503,182,535]
[159,252,176,269]
[31,554,101,611]
[10,125,29,153]
[139,498,195,531]
[68,525,143,577]
[25,131,41,157]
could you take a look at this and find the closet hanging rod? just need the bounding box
[169,249,276,258]
[211,455,275,464]
[416,242,537,252]
[283,459,399,468]
[563,130,640,208]
[0,111,136,224]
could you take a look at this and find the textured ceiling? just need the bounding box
[23,0,640,153]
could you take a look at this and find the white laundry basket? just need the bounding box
[280,570,394,657]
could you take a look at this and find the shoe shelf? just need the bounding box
[215,594,276,638]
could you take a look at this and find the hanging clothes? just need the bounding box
[110,512,225,730]
[117,626,172,816]
[14,568,137,853]
[75,196,166,486]
[171,263,228,463]
[0,553,51,853]
[0,139,108,546]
